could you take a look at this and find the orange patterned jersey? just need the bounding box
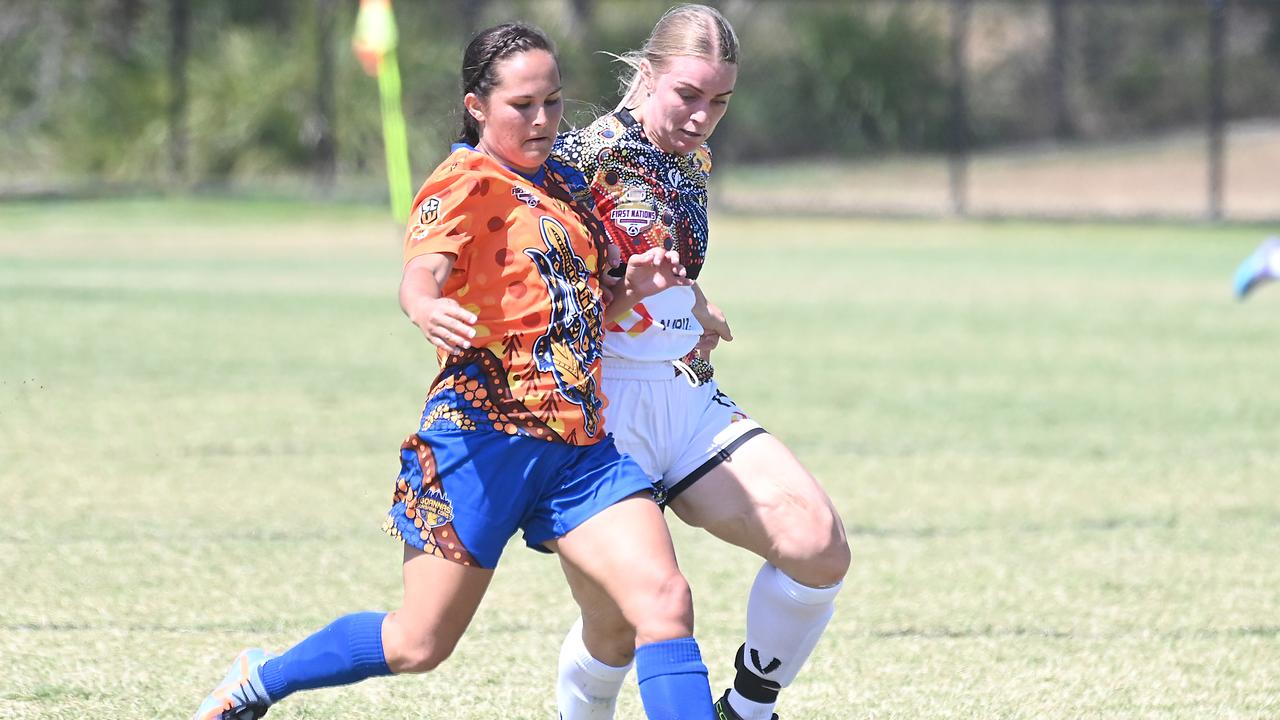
[403,145,608,445]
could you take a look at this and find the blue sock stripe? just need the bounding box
[635,637,706,683]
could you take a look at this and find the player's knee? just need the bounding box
[775,507,850,587]
[390,636,455,674]
[626,570,694,645]
[814,526,852,584]
[580,611,637,665]
[382,617,458,674]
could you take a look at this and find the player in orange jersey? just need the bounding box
[550,7,851,720]
[194,23,719,720]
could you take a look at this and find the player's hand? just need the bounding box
[599,243,623,307]
[624,247,692,299]
[694,330,722,358]
[693,301,732,356]
[602,242,623,278]
[409,297,477,355]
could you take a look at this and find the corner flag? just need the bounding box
[354,0,412,222]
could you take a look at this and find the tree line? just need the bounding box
[2,0,1278,193]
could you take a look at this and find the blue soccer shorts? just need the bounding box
[383,427,655,569]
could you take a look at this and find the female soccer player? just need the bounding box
[549,6,851,720]
[192,23,718,720]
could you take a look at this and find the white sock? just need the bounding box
[728,562,842,720]
[557,616,633,720]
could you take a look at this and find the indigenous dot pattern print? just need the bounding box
[550,109,712,280]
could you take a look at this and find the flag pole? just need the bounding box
[354,0,412,222]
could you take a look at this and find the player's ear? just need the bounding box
[464,92,486,125]
[639,59,655,96]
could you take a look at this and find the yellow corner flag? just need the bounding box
[354,0,412,223]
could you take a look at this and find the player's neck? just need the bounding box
[629,104,671,155]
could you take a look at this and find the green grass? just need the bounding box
[1,200,1278,719]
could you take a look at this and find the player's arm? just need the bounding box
[691,281,733,355]
[603,247,692,322]
[399,253,477,355]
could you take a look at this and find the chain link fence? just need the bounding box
[2,0,1277,221]
[715,0,1280,221]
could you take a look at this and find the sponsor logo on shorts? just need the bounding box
[661,316,694,331]
[413,486,454,528]
[712,390,741,411]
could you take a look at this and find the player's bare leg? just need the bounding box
[557,560,636,717]
[548,494,716,720]
[668,432,849,720]
[380,545,493,673]
[193,546,492,720]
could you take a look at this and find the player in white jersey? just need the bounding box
[548,6,850,720]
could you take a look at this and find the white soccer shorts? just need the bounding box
[601,357,767,504]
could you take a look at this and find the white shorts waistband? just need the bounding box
[601,357,680,381]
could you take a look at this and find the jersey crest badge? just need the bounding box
[610,187,656,237]
[418,197,442,225]
[511,186,540,208]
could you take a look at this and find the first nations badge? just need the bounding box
[610,187,656,237]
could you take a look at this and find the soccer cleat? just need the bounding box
[714,689,778,720]
[1233,237,1280,299]
[192,648,273,720]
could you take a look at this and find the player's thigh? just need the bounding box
[546,494,692,645]
[598,371,669,481]
[667,432,849,586]
[382,544,494,673]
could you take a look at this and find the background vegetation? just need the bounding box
[3,0,1280,209]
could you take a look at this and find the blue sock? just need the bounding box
[635,637,715,720]
[258,611,392,703]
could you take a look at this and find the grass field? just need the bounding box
[1,199,1278,719]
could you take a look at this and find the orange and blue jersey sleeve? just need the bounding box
[403,170,480,271]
